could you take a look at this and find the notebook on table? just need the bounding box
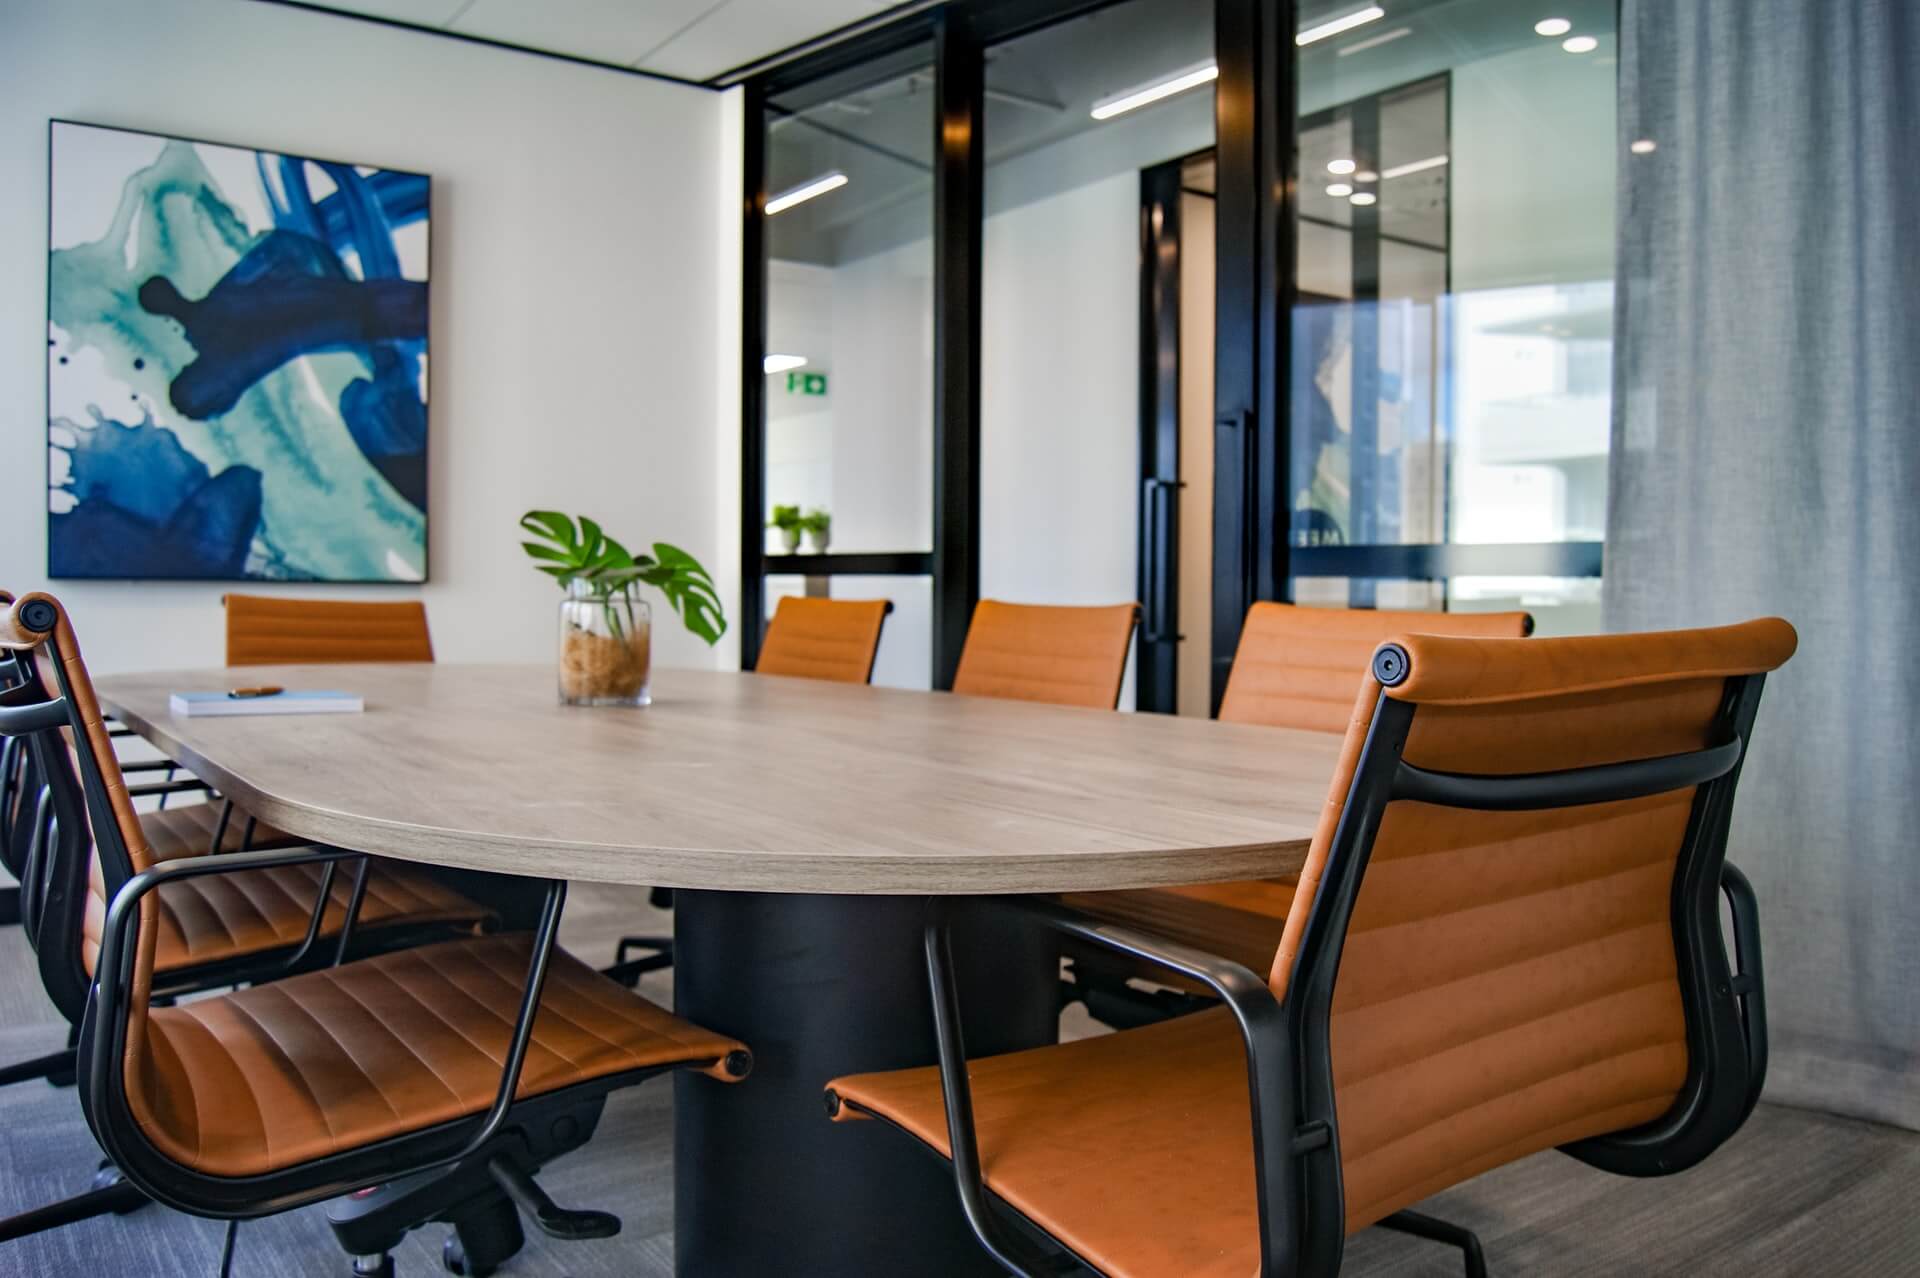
[169,690,364,718]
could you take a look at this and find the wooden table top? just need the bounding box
[96,665,1339,895]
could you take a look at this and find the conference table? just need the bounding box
[97,663,1339,1276]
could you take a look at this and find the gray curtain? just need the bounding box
[1606,0,1920,1129]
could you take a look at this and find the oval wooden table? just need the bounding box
[98,664,1338,1277]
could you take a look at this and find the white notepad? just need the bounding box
[169,690,364,718]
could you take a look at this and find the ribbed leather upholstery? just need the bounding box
[1064,602,1530,978]
[142,802,297,859]
[224,594,434,666]
[755,597,892,684]
[81,845,491,977]
[950,600,1140,709]
[137,935,747,1176]
[1218,601,1532,732]
[830,619,1797,1276]
[0,592,749,1183]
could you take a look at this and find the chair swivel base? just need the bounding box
[0,1161,148,1243]
[1377,1208,1489,1278]
[604,934,674,987]
[327,1093,616,1277]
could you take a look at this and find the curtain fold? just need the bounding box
[1606,0,1920,1129]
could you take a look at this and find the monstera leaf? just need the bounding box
[520,510,727,646]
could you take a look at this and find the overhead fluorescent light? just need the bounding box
[1562,35,1598,53]
[1353,169,1379,183]
[1326,182,1353,198]
[1327,158,1357,175]
[1349,191,1378,206]
[1090,62,1218,120]
[1630,138,1658,154]
[1533,17,1572,36]
[764,354,808,374]
[1338,25,1412,55]
[1297,5,1386,46]
[1380,154,1449,179]
[766,171,848,215]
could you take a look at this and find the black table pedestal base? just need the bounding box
[673,890,1057,1277]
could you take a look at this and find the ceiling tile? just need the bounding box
[639,0,895,81]
[300,0,471,24]
[453,0,724,70]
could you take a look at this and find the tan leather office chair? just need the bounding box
[951,600,1140,709]
[1064,602,1532,1022]
[756,596,894,683]
[0,592,752,1273]
[224,593,435,665]
[828,618,1795,1277]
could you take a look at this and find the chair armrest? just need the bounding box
[0,698,71,736]
[920,896,1306,1278]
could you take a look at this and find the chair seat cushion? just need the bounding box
[832,1008,1260,1278]
[136,935,747,1177]
[1059,878,1297,979]
[141,802,300,858]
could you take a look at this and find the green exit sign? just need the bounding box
[785,371,829,397]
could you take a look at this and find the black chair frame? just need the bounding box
[836,657,1771,1278]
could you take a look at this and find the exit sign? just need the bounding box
[785,370,828,396]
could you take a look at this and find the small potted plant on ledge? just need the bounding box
[768,503,803,553]
[521,510,726,707]
[801,507,832,553]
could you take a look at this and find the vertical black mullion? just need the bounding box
[931,11,984,691]
[1212,0,1293,714]
[1137,160,1183,715]
[739,81,769,671]
[1347,95,1381,608]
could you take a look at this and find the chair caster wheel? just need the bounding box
[443,1232,502,1277]
[92,1161,146,1214]
[352,1256,395,1278]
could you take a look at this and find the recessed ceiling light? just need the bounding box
[1326,182,1353,197]
[1297,5,1386,46]
[1337,25,1413,56]
[1562,35,1598,53]
[1534,17,1572,36]
[1327,158,1357,175]
[1630,138,1658,154]
[766,171,847,215]
[1381,154,1449,179]
[1090,62,1219,120]
[764,354,808,374]
[1354,170,1379,183]
[1349,191,1378,206]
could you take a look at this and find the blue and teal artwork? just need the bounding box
[47,121,429,581]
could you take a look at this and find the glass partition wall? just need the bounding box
[758,50,937,687]
[739,0,1619,695]
[1287,0,1617,633]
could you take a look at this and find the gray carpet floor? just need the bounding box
[2,874,1917,1277]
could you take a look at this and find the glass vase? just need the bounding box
[558,584,651,707]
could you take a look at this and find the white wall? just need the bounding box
[980,170,1140,705]
[0,0,734,674]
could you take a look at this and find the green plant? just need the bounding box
[767,504,803,532]
[799,508,831,535]
[519,510,726,645]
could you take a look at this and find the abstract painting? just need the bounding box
[47,121,429,581]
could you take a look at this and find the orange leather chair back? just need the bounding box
[756,597,893,684]
[1272,618,1797,1235]
[1219,601,1532,731]
[950,600,1140,710]
[224,594,434,666]
[0,594,168,1105]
